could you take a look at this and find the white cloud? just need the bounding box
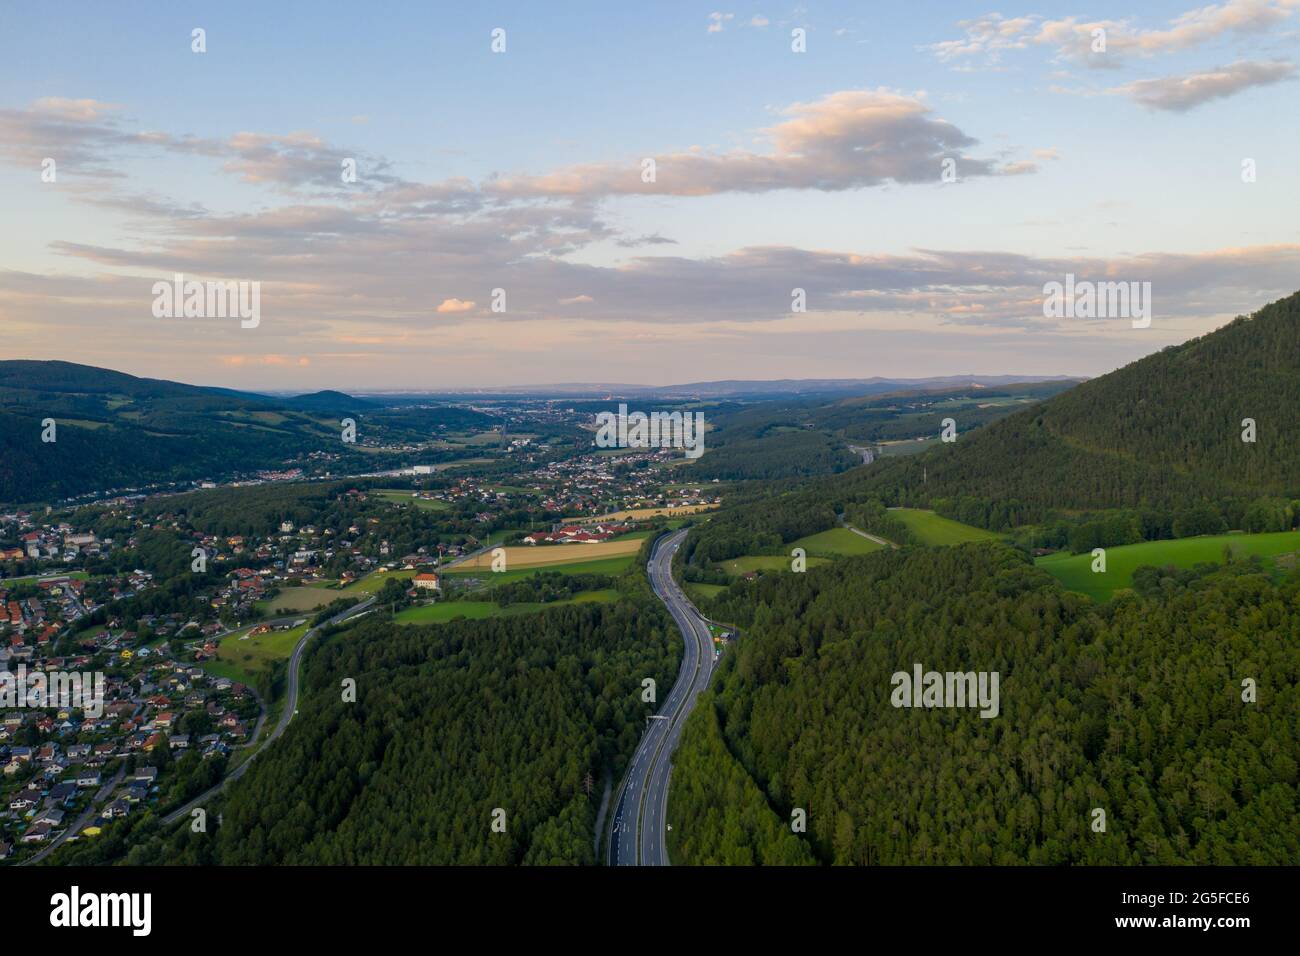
[1111,58,1295,110]
[435,298,476,313]
[707,12,734,33]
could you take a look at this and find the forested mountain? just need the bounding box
[857,291,1300,520]
[0,360,492,503]
[670,544,1300,865]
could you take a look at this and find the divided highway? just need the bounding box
[607,529,717,866]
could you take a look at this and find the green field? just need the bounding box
[264,568,420,612]
[721,554,832,576]
[204,622,309,687]
[718,527,875,578]
[374,490,450,511]
[791,526,885,556]
[686,582,728,602]
[0,570,92,585]
[892,508,1003,546]
[393,589,619,625]
[1036,530,1300,601]
[439,554,637,586]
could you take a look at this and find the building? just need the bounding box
[412,572,441,591]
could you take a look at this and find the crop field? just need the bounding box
[439,555,637,586]
[568,504,719,522]
[447,536,643,571]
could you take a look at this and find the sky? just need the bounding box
[2,0,1299,390]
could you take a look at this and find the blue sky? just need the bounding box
[3,1,1299,389]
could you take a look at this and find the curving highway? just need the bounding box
[163,596,376,826]
[607,529,716,866]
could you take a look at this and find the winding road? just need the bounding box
[162,597,376,826]
[607,529,716,866]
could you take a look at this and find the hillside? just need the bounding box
[679,379,1077,483]
[857,291,1300,519]
[0,361,490,504]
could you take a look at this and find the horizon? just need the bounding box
[0,355,1087,395]
[5,1,1300,389]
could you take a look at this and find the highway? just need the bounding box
[607,529,716,866]
[162,596,376,826]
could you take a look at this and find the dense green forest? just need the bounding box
[853,291,1300,524]
[70,598,678,865]
[686,428,859,481]
[670,544,1299,865]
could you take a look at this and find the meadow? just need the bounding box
[204,622,309,687]
[1036,530,1300,601]
[393,589,619,625]
[892,508,1004,546]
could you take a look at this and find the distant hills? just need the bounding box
[0,361,488,504]
[354,375,1080,401]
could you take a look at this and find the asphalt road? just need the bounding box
[607,529,716,866]
[162,597,376,826]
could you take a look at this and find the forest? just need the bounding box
[67,597,678,865]
[849,290,1300,526]
[670,544,1299,865]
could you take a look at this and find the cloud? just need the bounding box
[220,355,311,367]
[751,15,770,28]
[1111,59,1295,110]
[707,12,734,33]
[559,294,594,305]
[435,297,476,313]
[1032,147,1063,161]
[488,89,1034,198]
[930,1,1298,68]
[32,97,121,121]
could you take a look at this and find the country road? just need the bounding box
[162,596,376,826]
[838,512,898,549]
[607,529,716,866]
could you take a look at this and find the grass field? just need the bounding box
[791,526,885,556]
[264,568,420,612]
[204,622,309,687]
[447,537,643,571]
[393,589,618,625]
[374,489,450,511]
[721,554,832,576]
[892,508,1003,546]
[0,570,91,585]
[440,555,637,586]
[718,527,878,578]
[1036,530,1300,601]
[685,582,728,602]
